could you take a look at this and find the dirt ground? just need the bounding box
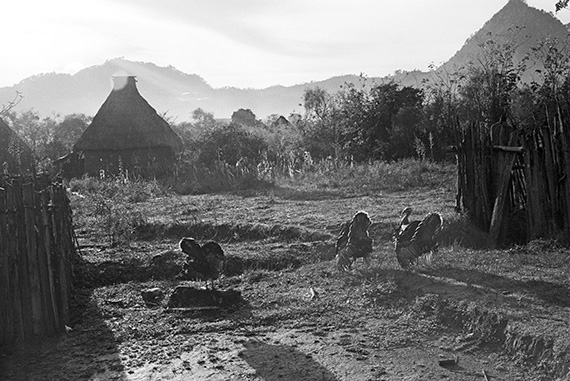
[1,186,569,380]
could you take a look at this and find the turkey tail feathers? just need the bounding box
[395,212,443,269]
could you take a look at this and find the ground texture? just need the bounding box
[1,186,570,380]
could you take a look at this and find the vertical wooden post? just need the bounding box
[22,182,43,336]
[35,187,56,336]
[488,148,520,249]
[0,186,10,345]
[6,182,25,340]
[41,188,60,332]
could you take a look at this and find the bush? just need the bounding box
[69,174,169,246]
[277,158,455,193]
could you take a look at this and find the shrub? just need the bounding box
[277,157,455,193]
[69,174,168,246]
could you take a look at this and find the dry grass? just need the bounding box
[6,160,566,380]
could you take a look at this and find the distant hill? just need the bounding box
[0,58,383,121]
[0,0,567,121]
[440,0,570,80]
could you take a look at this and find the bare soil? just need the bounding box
[1,186,569,380]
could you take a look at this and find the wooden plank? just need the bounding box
[55,187,71,327]
[49,186,67,331]
[557,106,570,237]
[541,123,559,233]
[41,189,61,331]
[6,182,24,341]
[14,179,35,340]
[0,186,10,345]
[35,187,56,336]
[488,151,518,249]
[492,146,524,153]
[22,182,44,337]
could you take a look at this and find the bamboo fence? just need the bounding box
[0,175,76,345]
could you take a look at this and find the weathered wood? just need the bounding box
[557,106,570,237]
[492,146,524,153]
[0,176,76,346]
[488,151,518,249]
[34,187,56,336]
[23,182,43,336]
[541,123,559,233]
[41,189,60,332]
[5,182,24,341]
[0,187,10,344]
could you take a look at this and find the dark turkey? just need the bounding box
[394,210,443,269]
[180,237,226,289]
[335,211,373,272]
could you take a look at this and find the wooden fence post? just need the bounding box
[488,147,522,249]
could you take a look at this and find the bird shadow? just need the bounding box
[239,339,339,381]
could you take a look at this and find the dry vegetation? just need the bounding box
[1,160,570,381]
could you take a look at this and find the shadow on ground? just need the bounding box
[0,288,126,381]
[240,339,339,381]
[419,267,570,308]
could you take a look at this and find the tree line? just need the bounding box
[3,31,570,183]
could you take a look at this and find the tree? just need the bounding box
[192,108,216,128]
[231,108,258,127]
[198,123,267,166]
[6,110,55,159]
[53,114,90,150]
[303,87,334,121]
[301,87,342,159]
[0,91,23,116]
[556,0,568,11]
[335,81,424,161]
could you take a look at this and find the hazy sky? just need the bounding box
[2,0,569,89]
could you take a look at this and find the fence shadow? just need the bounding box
[420,266,570,308]
[0,288,126,381]
[240,339,339,381]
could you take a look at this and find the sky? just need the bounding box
[2,0,570,89]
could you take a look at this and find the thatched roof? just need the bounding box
[0,117,34,170]
[73,76,183,151]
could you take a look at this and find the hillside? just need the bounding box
[441,0,570,79]
[0,0,567,121]
[0,59,375,121]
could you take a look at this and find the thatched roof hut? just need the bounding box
[66,76,183,177]
[0,117,34,174]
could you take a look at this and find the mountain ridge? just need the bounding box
[1,0,567,121]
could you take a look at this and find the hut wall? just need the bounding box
[82,146,176,178]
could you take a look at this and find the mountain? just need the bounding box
[440,0,570,80]
[0,0,567,121]
[0,59,378,121]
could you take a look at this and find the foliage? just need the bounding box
[231,108,259,127]
[277,157,456,193]
[3,110,90,171]
[69,174,169,245]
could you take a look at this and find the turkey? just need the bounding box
[394,210,443,269]
[179,237,226,289]
[335,211,373,272]
[394,207,414,235]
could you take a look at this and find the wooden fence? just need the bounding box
[0,175,76,345]
[456,116,570,248]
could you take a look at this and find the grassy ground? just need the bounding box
[1,161,569,380]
